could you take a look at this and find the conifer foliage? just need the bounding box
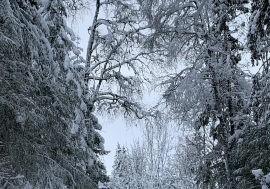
[236,0,270,188]
[0,0,107,188]
[109,145,132,189]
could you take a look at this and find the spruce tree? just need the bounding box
[109,145,132,189]
[236,0,270,188]
[0,0,107,188]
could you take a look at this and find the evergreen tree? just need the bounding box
[248,0,270,66]
[237,0,270,188]
[0,0,107,188]
[109,145,132,189]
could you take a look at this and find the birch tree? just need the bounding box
[84,0,162,119]
[136,0,251,188]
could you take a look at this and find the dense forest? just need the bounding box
[1,0,270,188]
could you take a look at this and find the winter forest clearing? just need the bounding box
[1,0,270,188]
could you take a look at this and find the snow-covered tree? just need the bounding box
[248,0,270,66]
[0,0,107,188]
[109,145,132,189]
[236,0,270,188]
[84,0,161,119]
[136,0,251,188]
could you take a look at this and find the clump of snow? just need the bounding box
[75,108,83,123]
[80,136,88,151]
[76,82,82,98]
[60,27,68,41]
[16,114,26,123]
[252,169,270,189]
[94,123,102,130]
[76,160,86,172]
[14,174,24,179]
[237,138,243,144]
[16,115,24,123]
[66,70,73,82]
[64,54,70,70]
[99,142,104,150]
[23,182,33,189]
[72,45,80,56]
[70,121,79,134]
[80,101,87,111]
[65,26,76,41]
[57,36,64,45]
[266,172,270,183]
[252,169,264,180]
[88,158,94,166]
